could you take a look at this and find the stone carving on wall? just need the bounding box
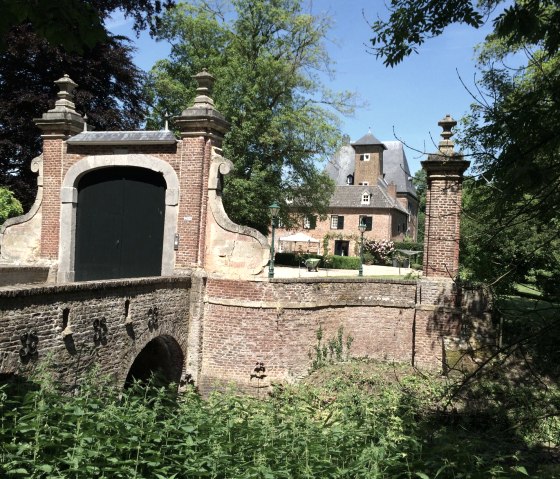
[205,148,269,277]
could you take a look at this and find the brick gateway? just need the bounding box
[0,73,491,392]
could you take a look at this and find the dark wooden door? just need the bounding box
[75,167,165,281]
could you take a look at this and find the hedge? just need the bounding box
[274,253,360,270]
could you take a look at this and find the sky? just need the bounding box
[107,0,495,175]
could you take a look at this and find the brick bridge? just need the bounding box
[0,73,490,393]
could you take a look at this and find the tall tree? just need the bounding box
[146,0,355,234]
[0,26,146,210]
[0,0,175,52]
[369,0,560,67]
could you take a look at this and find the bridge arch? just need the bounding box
[124,334,185,388]
[58,154,179,282]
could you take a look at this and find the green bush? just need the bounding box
[327,255,360,270]
[275,253,359,270]
[0,187,23,224]
[275,252,322,267]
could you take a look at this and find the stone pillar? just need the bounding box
[173,70,230,270]
[422,115,470,279]
[33,75,85,261]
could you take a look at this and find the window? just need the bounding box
[358,181,369,186]
[330,215,344,230]
[303,215,316,230]
[360,153,370,161]
[359,215,373,231]
[361,192,370,205]
[346,174,354,185]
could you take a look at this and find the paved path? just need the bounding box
[272,264,420,279]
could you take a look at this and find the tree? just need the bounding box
[369,0,560,67]
[0,25,146,210]
[146,0,355,234]
[0,0,175,52]
[0,186,22,224]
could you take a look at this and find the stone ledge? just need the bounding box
[206,297,416,310]
[268,277,418,285]
[0,275,191,298]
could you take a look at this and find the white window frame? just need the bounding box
[361,192,370,205]
[330,215,338,229]
[360,153,370,161]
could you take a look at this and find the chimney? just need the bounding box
[387,182,397,199]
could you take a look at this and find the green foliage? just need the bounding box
[308,325,354,372]
[369,1,560,67]
[369,0,485,66]
[0,186,23,224]
[146,0,355,234]
[0,0,173,52]
[328,255,360,270]
[274,251,321,267]
[2,360,557,478]
[274,252,360,270]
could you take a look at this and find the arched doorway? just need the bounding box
[75,167,166,281]
[125,335,184,387]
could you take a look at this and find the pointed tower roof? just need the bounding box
[351,130,386,149]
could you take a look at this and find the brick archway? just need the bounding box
[124,335,185,387]
[58,154,179,282]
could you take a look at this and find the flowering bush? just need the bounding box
[364,239,395,265]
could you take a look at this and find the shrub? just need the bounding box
[364,239,394,265]
[276,253,359,270]
[275,252,321,267]
[327,255,360,270]
[0,187,23,224]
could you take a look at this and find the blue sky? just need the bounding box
[107,0,494,175]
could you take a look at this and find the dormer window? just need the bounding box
[346,174,354,185]
[360,153,370,161]
[361,192,370,205]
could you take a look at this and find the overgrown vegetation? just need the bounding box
[2,357,558,478]
[308,325,353,372]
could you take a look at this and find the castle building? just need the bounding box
[276,131,419,256]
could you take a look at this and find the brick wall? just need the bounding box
[0,277,191,388]
[0,275,492,392]
[200,277,418,393]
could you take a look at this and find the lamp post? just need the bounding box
[268,202,280,279]
[358,221,366,277]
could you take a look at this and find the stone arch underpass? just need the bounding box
[124,335,185,388]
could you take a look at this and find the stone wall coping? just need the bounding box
[207,297,416,310]
[267,277,418,285]
[0,275,191,298]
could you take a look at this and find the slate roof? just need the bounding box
[351,132,387,148]
[329,184,408,214]
[325,139,417,199]
[67,131,177,145]
[382,141,417,197]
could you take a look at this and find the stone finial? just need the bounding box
[192,69,215,107]
[53,74,78,112]
[437,114,457,155]
[34,74,85,136]
[174,69,230,140]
